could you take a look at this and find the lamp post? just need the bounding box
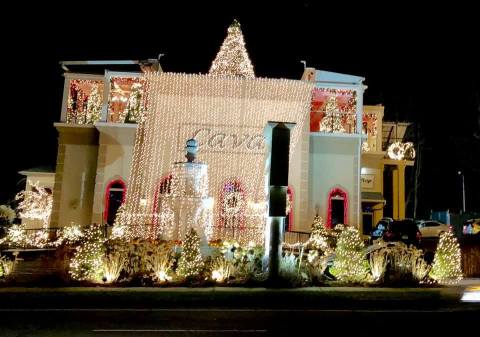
[458,171,466,214]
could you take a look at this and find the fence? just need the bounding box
[284,231,310,245]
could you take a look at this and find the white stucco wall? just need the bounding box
[308,135,360,228]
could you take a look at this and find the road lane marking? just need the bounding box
[92,329,267,332]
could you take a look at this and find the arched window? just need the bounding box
[327,187,348,229]
[104,178,126,225]
[220,180,246,234]
[285,186,294,232]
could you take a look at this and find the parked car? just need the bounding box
[370,217,393,242]
[417,220,451,238]
[383,219,422,246]
[463,219,480,235]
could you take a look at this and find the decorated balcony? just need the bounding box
[310,88,358,133]
[304,69,365,136]
[60,67,148,125]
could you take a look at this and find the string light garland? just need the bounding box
[209,20,255,79]
[119,72,313,244]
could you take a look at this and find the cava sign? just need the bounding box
[178,124,265,154]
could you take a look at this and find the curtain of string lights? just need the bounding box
[118,73,313,244]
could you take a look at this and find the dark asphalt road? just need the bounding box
[1,304,479,336]
[0,287,479,336]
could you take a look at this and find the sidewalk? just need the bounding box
[0,286,473,310]
[459,278,480,286]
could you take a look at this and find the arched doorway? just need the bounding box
[104,178,126,225]
[327,187,348,229]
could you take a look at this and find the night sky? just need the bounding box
[1,2,479,218]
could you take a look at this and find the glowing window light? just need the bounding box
[67,79,103,124]
[108,77,146,123]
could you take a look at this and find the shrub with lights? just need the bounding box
[368,241,431,285]
[330,226,370,284]
[209,255,233,283]
[145,242,174,283]
[68,224,105,282]
[301,216,333,283]
[220,240,264,283]
[429,231,462,284]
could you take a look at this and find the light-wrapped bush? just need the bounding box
[221,240,263,282]
[369,248,389,282]
[69,224,105,282]
[368,241,430,285]
[279,252,304,285]
[210,255,232,283]
[330,226,370,284]
[304,249,329,282]
[430,231,462,284]
[102,250,127,284]
[123,239,155,277]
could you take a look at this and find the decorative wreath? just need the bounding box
[387,142,406,160]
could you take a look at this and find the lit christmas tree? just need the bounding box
[209,19,255,78]
[307,215,331,253]
[177,228,204,279]
[85,86,102,124]
[320,95,345,133]
[429,231,462,284]
[123,82,144,123]
[330,226,369,283]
